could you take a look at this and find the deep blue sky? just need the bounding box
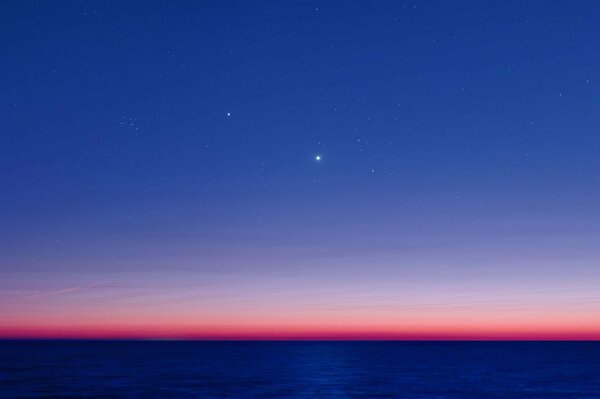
[2,1,600,338]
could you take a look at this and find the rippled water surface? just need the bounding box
[1,341,599,398]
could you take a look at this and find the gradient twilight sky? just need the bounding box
[2,1,600,339]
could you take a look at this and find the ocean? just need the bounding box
[0,341,599,398]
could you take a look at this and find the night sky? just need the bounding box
[2,1,600,339]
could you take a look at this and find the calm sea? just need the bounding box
[0,341,599,398]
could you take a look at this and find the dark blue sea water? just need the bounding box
[1,341,599,398]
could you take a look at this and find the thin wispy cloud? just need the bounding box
[29,281,110,299]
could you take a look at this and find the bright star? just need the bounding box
[315,155,321,161]
[226,112,231,117]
